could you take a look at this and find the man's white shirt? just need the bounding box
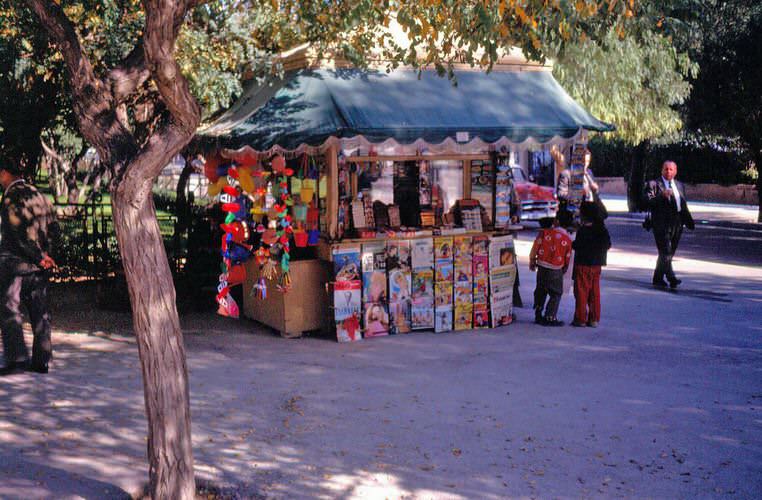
[662,176,680,212]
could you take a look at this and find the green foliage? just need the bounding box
[554,28,696,145]
[686,0,762,157]
[0,1,62,167]
[589,134,755,185]
[177,2,303,118]
[273,0,632,73]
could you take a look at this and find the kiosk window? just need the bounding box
[470,160,493,223]
[357,161,394,205]
[431,160,463,214]
[356,159,465,227]
[529,147,556,188]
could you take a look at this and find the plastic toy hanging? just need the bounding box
[204,151,297,318]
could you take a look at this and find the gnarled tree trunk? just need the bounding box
[112,179,194,499]
[24,1,201,498]
[754,147,762,224]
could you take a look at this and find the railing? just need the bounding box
[51,195,181,282]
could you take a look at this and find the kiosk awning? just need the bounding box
[198,68,613,152]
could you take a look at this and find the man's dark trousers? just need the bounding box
[653,223,682,284]
[0,270,51,367]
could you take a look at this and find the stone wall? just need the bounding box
[597,177,759,205]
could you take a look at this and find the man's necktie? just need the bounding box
[670,181,680,211]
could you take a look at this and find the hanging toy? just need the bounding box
[203,154,225,183]
[261,258,278,281]
[215,161,250,318]
[251,277,267,300]
[227,264,247,286]
[271,154,286,174]
[238,166,256,194]
[215,273,240,318]
[277,270,292,293]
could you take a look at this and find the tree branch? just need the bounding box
[142,0,202,136]
[109,42,151,104]
[23,0,101,103]
[116,122,190,204]
[104,0,201,193]
[24,0,137,170]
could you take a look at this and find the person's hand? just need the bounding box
[529,263,536,272]
[590,181,599,193]
[662,188,673,198]
[510,215,518,224]
[39,254,56,270]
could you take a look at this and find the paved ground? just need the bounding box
[600,194,760,225]
[1,203,761,499]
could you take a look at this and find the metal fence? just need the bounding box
[51,195,180,282]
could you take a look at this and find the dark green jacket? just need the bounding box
[0,180,59,274]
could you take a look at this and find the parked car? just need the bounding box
[510,166,558,221]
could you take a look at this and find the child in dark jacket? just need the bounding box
[571,202,612,327]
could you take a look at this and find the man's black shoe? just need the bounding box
[669,279,682,289]
[534,310,545,324]
[29,362,49,374]
[652,280,668,289]
[545,319,564,327]
[0,360,30,376]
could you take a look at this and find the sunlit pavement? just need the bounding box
[1,206,761,498]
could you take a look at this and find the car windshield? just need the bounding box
[510,167,527,182]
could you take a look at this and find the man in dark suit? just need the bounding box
[646,160,694,289]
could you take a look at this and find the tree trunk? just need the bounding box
[627,141,648,212]
[66,147,89,204]
[754,149,762,224]
[172,157,195,269]
[111,178,195,500]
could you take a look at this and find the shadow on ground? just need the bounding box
[1,261,760,498]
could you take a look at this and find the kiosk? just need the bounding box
[196,45,612,339]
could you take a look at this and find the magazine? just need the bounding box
[334,281,362,342]
[389,300,412,334]
[364,302,389,337]
[411,238,434,269]
[435,306,453,333]
[333,246,361,282]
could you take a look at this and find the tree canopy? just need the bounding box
[552,0,699,145]
[3,1,674,497]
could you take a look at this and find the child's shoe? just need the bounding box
[544,317,564,327]
[587,321,599,328]
[571,320,586,327]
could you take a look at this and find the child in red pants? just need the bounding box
[572,202,611,327]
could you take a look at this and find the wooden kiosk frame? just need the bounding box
[240,145,538,338]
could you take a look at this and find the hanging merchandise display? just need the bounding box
[494,162,513,230]
[568,142,588,217]
[216,164,249,318]
[206,151,304,317]
[333,246,363,342]
[362,242,389,337]
[434,237,454,332]
[472,235,490,328]
[453,236,474,330]
[489,235,517,327]
[411,238,434,329]
[387,240,412,333]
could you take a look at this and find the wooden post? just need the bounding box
[464,160,472,199]
[326,143,339,239]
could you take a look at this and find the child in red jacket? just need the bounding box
[529,213,573,326]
